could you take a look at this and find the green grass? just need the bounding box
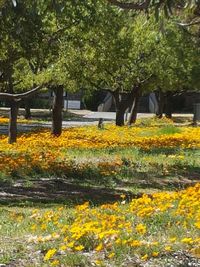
[0,144,198,240]
[59,146,200,189]
[1,146,199,193]
[138,125,182,137]
[0,119,199,266]
[157,125,182,135]
[0,189,199,267]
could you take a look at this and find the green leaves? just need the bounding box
[1,0,199,98]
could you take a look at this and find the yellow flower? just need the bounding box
[44,248,57,261]
[51,259,60,266]
[141,254,148,261]
[108,252,115,258]
[181,238,193,244]
[67,241,75,248]
[75,202,89,211]
[74,245,84,251]
[41,224,47,230]
[52,233,60,239]
[95,259,103,265]
[135,224,147,235]
[31,224,37,231]
[95,243,104,252]
[165,246,172,252]
[194,221,200,229]
[130,240,142,247]
[59,245,67,251]
[152,251,159,257]
[63,236,68,242]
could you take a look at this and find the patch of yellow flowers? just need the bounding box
[0,124,200,176]
[27,183,200,265]
[0,117,40,124]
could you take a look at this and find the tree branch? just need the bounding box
[0,85,45,101]
[107,0,151,10]
[177,20,200,27]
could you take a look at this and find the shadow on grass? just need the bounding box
[116,174,199,191]
[0,146,199,207]
[0,178,140,208]
[115,163,200,191]
[0,162,199,208]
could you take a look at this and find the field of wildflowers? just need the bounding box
[0,119,200,180]
[28,183,200,265]
[1,183,200,266]
[0,117,200,266]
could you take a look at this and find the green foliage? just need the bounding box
[68,8,199,95]
[0,0,199,98]
[0,0,103,93]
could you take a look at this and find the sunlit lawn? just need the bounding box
[0,118,200,266]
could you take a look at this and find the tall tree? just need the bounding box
[66,6,199,125]
[0,0,101,140]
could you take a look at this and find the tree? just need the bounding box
[2,0,199,136]
[152,19,200,118]
[66,5,199,125]
[0,0,52,142]
[0,86,44,143]
[0,0,101,140]
[107,0,200,14]
[63,8,160,125]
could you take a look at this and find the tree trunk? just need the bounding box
[128,94,140,125]
[165,92,173,119]
[52,86,63,136]
[116,104,127,126]
[24,99,31,119]
[156,90,165,119]
[113,89,127,126]
[8,100,19,144]
[113,85,141,126]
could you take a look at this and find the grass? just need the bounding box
[0,119,200,266]
[59,146,200,191]
[0,183,200,266]
[0,146,199,194]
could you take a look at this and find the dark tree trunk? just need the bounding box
[116,104,127,126]
[8,100,19,144]
[24,99,31,119]
[52,85,63,136]
[165,92,173,119]
[113,89,127,126]
[128,94,140,125]
[113,85,141,126]
[156,90,165,119]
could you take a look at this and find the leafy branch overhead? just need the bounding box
[107,0,151,10]
[107,0,200,19]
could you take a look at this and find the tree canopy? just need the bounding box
[0,0,200,134]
